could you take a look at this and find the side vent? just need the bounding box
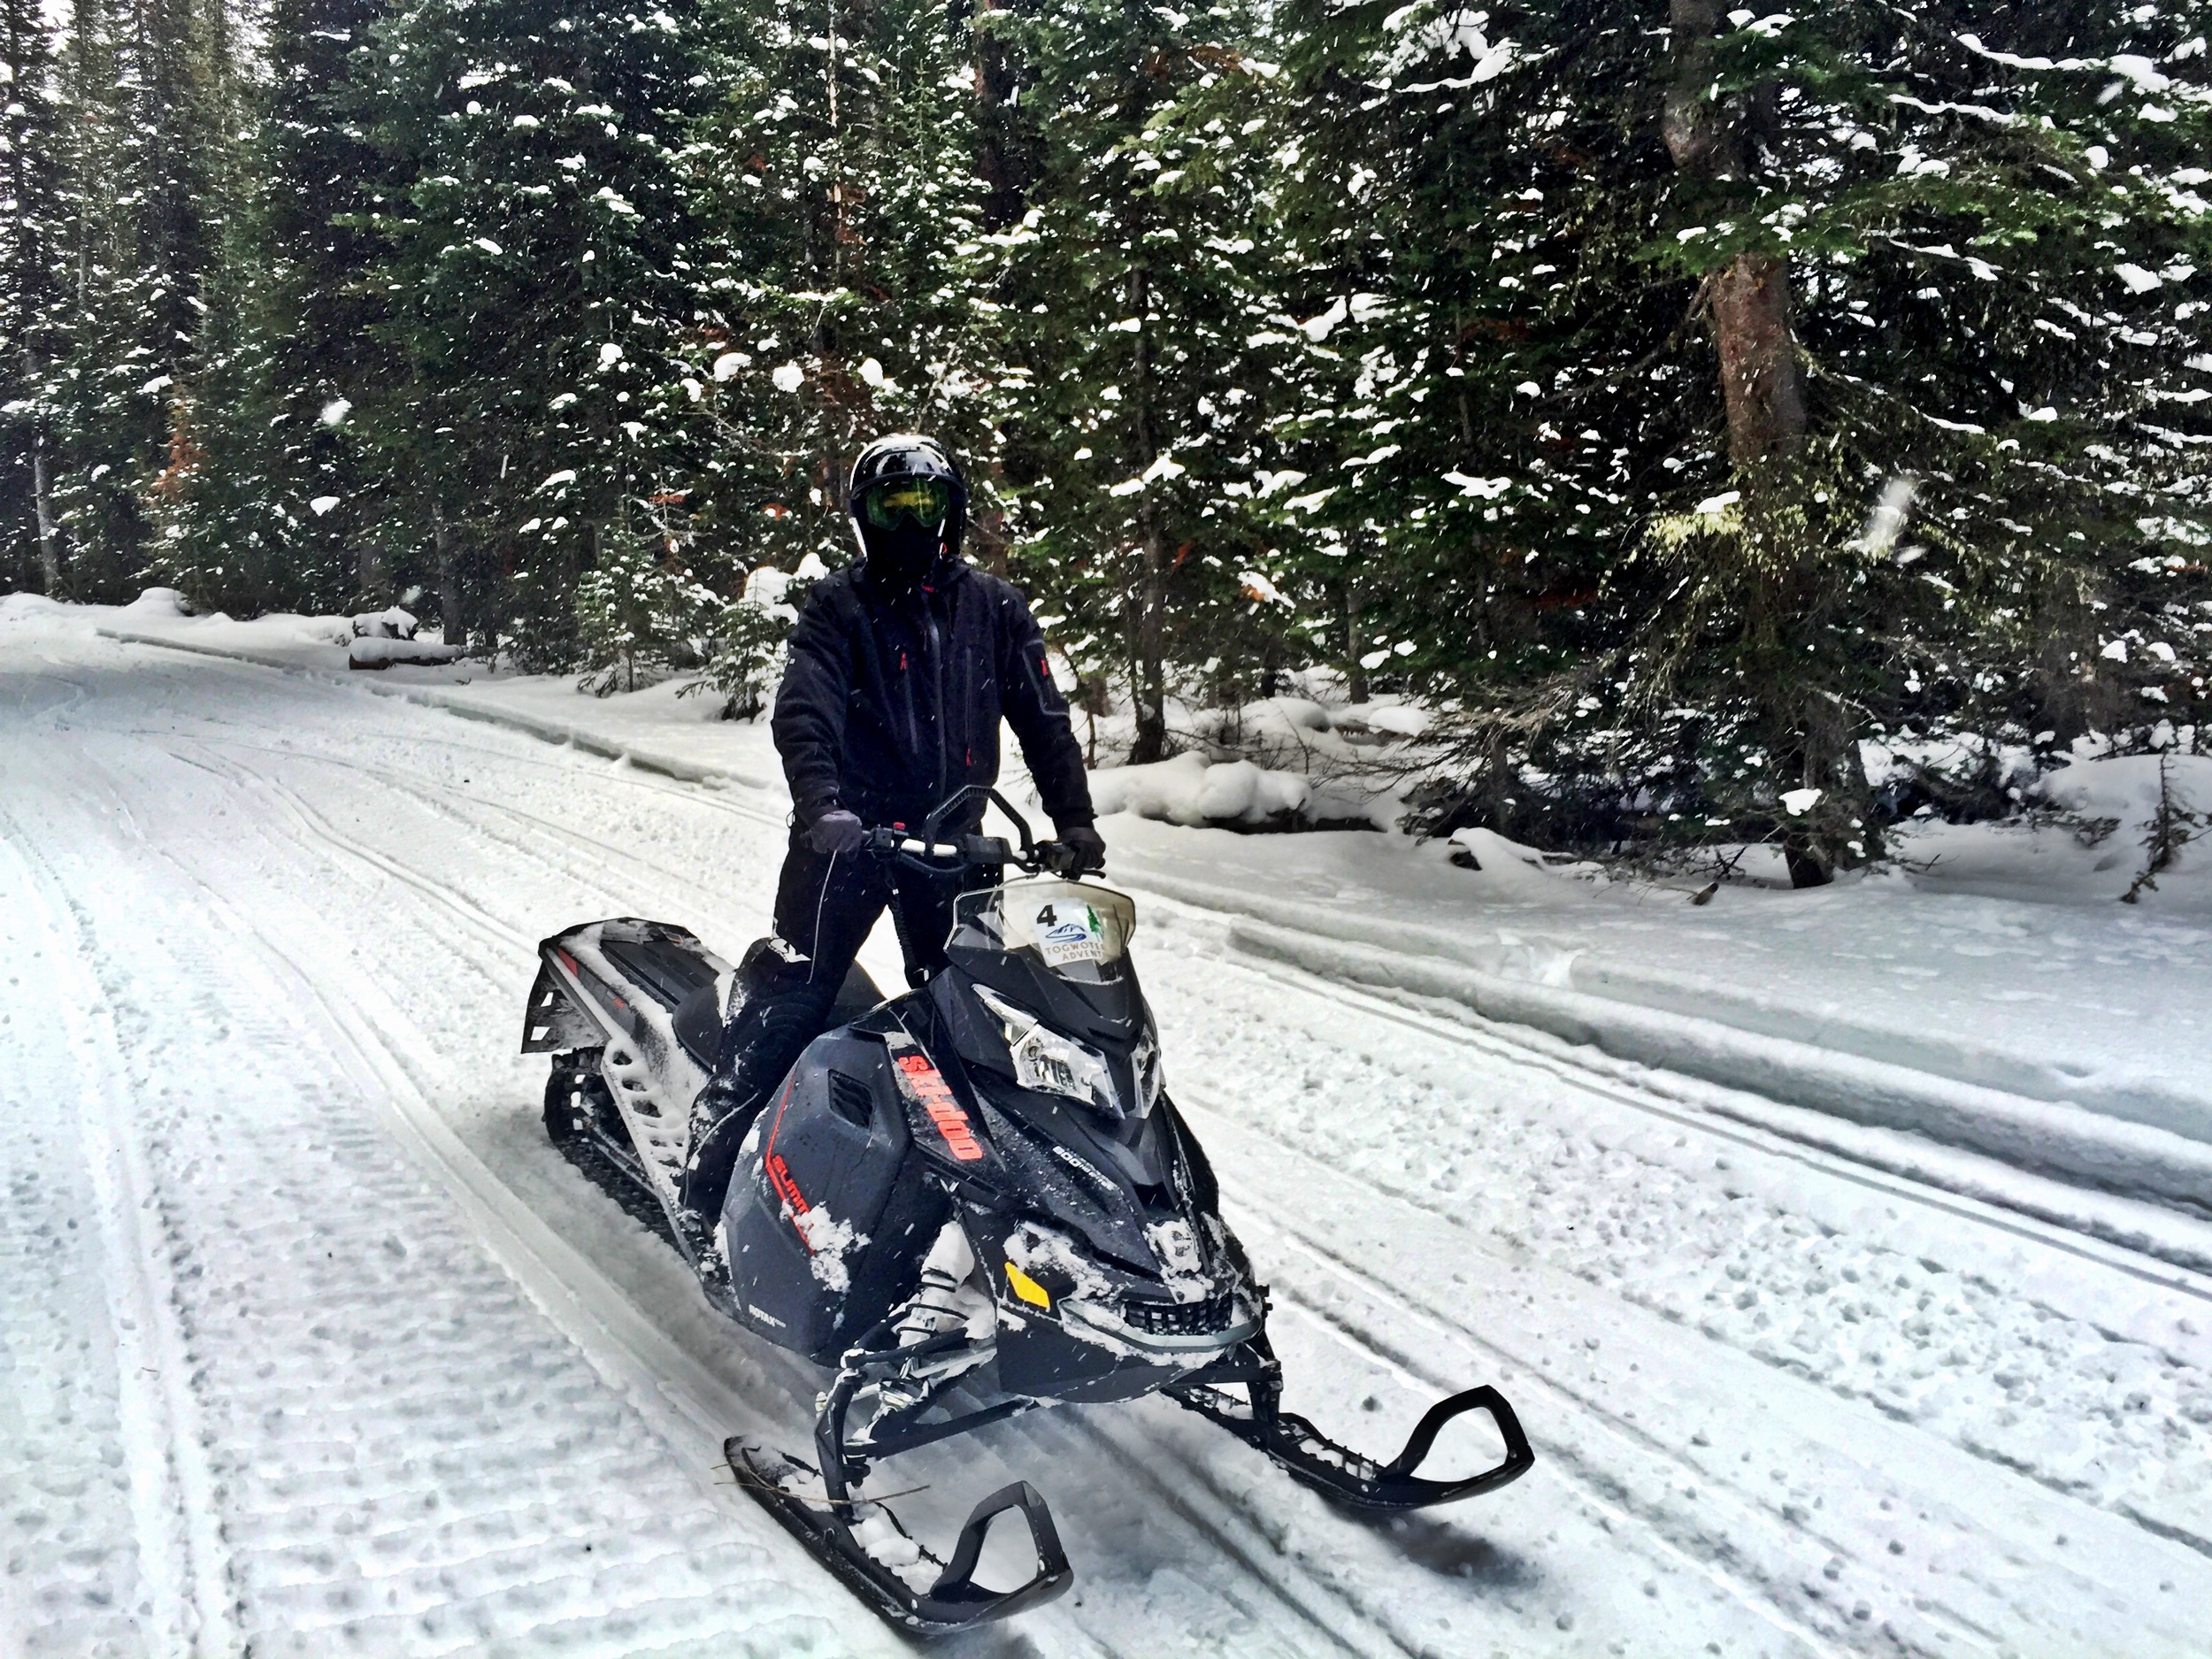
[826,1071,877,1132]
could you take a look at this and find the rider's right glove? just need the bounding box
[805,808,868,856]
[1060,825,1107,873]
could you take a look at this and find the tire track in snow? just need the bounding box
[1170,943,2212,1548]
[0,799,242,1659]
[7,732,884,1655]
[1210,939,2212,1302]
[1143,926,2212,1575]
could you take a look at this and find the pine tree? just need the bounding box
[987,0,1284,760]
[0,0,65,594]
[357,0,710,661]
[165,0,399,615]
[680,0,1014,585]
[1269,0,2211,874]
[36,0,241,601]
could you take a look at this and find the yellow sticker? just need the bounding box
[1004,1261,1052,1309]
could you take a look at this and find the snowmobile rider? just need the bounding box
[680,434,1104,1225]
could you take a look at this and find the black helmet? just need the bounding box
[847,434,966,589]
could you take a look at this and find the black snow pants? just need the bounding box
[679,829,965,1224]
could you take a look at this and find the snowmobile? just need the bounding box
[518,787,1532,1637]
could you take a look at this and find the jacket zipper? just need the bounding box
[922,593,949,803]
[898,630,925,768]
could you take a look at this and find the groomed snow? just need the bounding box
[6,593,2212,1655]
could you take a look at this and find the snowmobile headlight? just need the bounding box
[1133,1021,1164,1115]
[972,984,1123,1119]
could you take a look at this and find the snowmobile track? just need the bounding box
[1211,943,2212,1305]
[2,724,887,1655]
[1,792,244,1659]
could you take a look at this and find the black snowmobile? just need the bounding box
[519,787,1532,1636]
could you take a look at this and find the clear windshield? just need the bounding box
[949,879,1137,985]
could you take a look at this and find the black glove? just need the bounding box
[1060,825,1107,873]
[805,809,868,856]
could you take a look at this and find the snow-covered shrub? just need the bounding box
[682,556,825,719]
[573,525,718,696]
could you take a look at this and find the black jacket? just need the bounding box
[772,557,1095,834]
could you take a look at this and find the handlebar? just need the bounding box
[862,785,1097,879]
[860,826,1093,879]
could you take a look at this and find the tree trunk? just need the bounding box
[1341,581,1368,703]
[1708,254,1805,465]
[357,541,387,607]
[1129,517,1168,763]
[1663,0,1805,471]
[434,503,463,654]
[31,434,61,595]
[1125,265,1169,764]
[1666,0,1824,887]
[1780,833,1829,890]
[972,0,1029,233]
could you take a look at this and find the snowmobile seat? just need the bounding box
[601,929,718,1010]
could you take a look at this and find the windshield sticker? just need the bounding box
[1033,901,1105,966]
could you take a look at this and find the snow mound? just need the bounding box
[0,592,70,622]
[2035,750,2212,833]
[1091,750,1395,831]
[349,637,462,670]
[120,587,194,618]
[351,606,419,641]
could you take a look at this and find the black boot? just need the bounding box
[682,966,844,1228]
[680,1069,766,1227]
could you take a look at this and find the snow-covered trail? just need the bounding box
[4,626,2209,1656]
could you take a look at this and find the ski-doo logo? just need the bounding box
[895,1053,986,1162]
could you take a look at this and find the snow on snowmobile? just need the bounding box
[518,786,1532,1637]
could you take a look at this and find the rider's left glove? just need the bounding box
[806,809,868,856]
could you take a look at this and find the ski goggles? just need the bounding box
[861,476,952,530]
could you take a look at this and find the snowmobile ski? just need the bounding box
[1167,1337,1534,1511]
[724,1440,1070,1637]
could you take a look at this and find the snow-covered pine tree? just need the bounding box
[1270,1,2211,876]
[357,0,710,662]
[41,0,149,595]
[572,507,717,690]
[680,0,1013,584]
[0,0,65,595]
[165,0,401,616]
[986,0,1286,761]
[31,0,243,601]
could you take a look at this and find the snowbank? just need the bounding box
[1089,750,1399,830]
[349,637,462,670]
[1071,692,1429,833]
[86,594,780,790]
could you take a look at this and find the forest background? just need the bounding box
[2,0,2208,882]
